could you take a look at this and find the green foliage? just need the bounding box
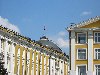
[0,61,8,75]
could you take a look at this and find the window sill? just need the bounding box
[76,59,87,61]
[93,43,100,45]
[94,59,100,61]
[75,43,88,45]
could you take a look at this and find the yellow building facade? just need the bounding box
[0,25,68,75]
[67,16,100,75]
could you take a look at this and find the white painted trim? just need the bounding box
[94,64,100,75]
[94,48,100,59]
[94,32,100,43]
[77,48,87,60]
[70,31,75,71]
[0,37,1,53]
[88,31,93,74]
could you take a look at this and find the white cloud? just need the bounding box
[48,31,69,49]
[81,11,92,16]
[58,31,66,36]
[57,38,69,48]
[0,16,20,33]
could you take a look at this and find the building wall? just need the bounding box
[0,25,68,75]
[69,20,100,75]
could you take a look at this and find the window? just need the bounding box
[95,49,100,59]
[94,32,100,43]
[95,65,100,75]
[77,49,86,59]
[77,33,86,44]
[78,66,86,75]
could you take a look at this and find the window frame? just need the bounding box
[77,33,87,44]
[94,48,100,60]
[94,32,100,43]
[94,64,100,75]
[77,48,87,60]
[76,64,87,75]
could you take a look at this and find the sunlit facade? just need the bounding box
[0,25,68,75]
[67,16,100,75]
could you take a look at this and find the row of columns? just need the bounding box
[0,36,68,75]
[14,44,50,75]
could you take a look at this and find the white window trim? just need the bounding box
[94,32,100,43]
[76,64,87,75]
[77,48,87,60]
[94,64,100,75]
[94,48,100,60]
[77,33,87,44]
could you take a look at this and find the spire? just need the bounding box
[43,25,46,36]
[44,26,46,31]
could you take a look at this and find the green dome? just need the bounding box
[36,36,62,52]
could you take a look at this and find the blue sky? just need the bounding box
[0,0,100,54]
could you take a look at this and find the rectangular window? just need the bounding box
[95,65,100,75]
[94,32,100,43]
[77,33,86,44]
[78,66,86,75]
[95,49,100,59]
[77,49,86,59]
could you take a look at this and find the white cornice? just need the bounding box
[67,16,100,31]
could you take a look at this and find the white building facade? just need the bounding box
[0,25,68,75]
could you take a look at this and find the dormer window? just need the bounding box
[77,33,87,44]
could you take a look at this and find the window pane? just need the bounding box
[95,49,98,52]
[98,49,100,52]
[95,33,97,36]
[78,66,86,75]
[95,37,97,43]
[98,53,100,59]
[98,37,100,42]
[98,65,100,68]
[78,34,86,44]
[98,33,100,36]
[78,49,86,59]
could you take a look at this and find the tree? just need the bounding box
[0,60,8,75]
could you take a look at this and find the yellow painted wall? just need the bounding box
[38,52,41,75]
[64,62,68,75]
[46,56,49,75]
[75,44,88,64]
[19,46,23,75]
[34,51,36,75]
[42,54,44,75]
[76,60,87,64]
[14,45,19,74]
[29,50,32,75]
[80,20,100,28]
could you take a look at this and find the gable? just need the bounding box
[80,20,100,28]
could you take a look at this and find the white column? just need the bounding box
[87,31,93,75]
[10,43,15,75]
[4,40,8,69]
[62,61,64,75]
[50,57,53,75]
[70,31,76,75]
[0,37,1,53]
[44,56,46,75]
[53,58,55,75]
[59,60,61,75]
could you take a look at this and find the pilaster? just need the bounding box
[87,31,93,75]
